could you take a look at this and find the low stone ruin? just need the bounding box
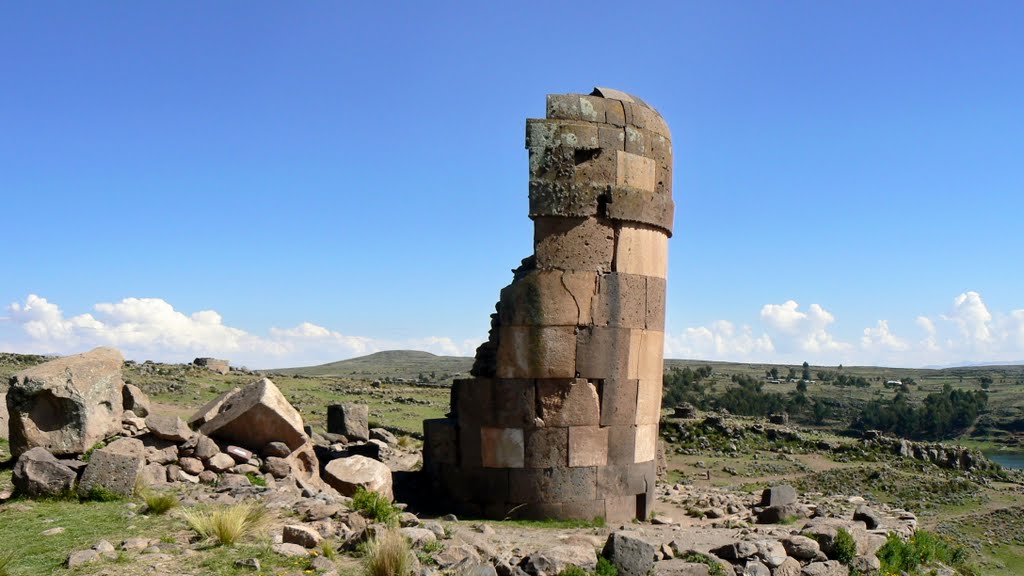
[423,87,673,521]
[193,357,230,375]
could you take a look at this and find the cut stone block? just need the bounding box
[606,185,675,234]
[327,403,369,441]
[534,217,615,272]
[579,95,607,122]
[536,379,600,427]
[459,422,483,468]
[197,378,307,452]
[624,125,646,155]
[546,94,582,120]
[559,499,606,521]
[78,447,144,498]
[525,427,568,468]
[591,273,648,329]
[615,224,668,279]
[638,330,665,383]
[188,386,240,428]
[616,151,656,192]
[599,125,625,151]
[509,466,597,503]
[322,455,393,501]
[606,425,637,465]
[12,447,76,497]
[575,327,642,381]
[646,277,666,331]
[495,326,577,379]
[635,378,663,425]
[423,418,457,466]
[600,379,639,426]
[500,270,598,327]
[634,424,658,463]
[454,378,490,426]
[491,380,536,427]
[605,495,638,522]
[528,181,605,219]
[597,462,651,496]
[7,347,124,457]
[481,427,525,468]
[605,99,626,127]
[568,426,608,467]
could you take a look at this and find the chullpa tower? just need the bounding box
[423,87,673,521]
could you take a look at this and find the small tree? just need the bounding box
[801,362,811,381]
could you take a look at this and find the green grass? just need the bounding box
[876,530,975,575]
[0,499,178,574]
[195,543,308,576]
[351,487,400,525]
[140,490,179,515]
[490,516,606,529]
[679,552,726,576]
[0,550,17,576]
[244,472,266,487]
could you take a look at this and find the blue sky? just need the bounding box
[2,2,1023,368]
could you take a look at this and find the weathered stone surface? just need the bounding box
[742,561,771,576]
[533,217,615,272]
[614,224,668,279]
[652,559,710,576]
[263,441,291,458]
[145,414,191,442]
[121,384,150,417]
[501,270,598,327]
[520,545,597,576]
[481,427,525,468]
[575,326,641,381]
[799,560,849,576]
[327,403,369,441]
[322,455,393,501]
[179,457,204,475]
[188,386,240,428]
[104,437,144,457]
[496,326,577,379]
[283,524,322,548]
[781,535,820,560]
[509,466,597,503]
[423,418,457,466]
[568,426,608,467]
[773,557,801,576]
[193,357,229,374]
[78,446,144,497]
[634,424,658,462]
[761,485,798,507]
[13,447,76,496]
[603,531,657,576]
[525,427,568,468]
[853,504,884,529]
[206,452,235,472]
[197,378,307,451]
[67,549,101,568]
[536,379,600,426]
[7,347,124,457]
[591,273,648,329]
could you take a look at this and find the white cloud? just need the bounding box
[760,300,849,356]
[665,320,774,361]
[3,294,480,369]
[942,290,993,344]
[861,320,909,352]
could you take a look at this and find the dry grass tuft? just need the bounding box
[181,502,267,546]
[364,528,413,576]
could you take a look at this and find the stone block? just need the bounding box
[459,422,483,468]
[606,185,675,234]
[634,424,658,463]
[568,426,608,467]
[624,125,646,155]
[605,495,638,523]
[646,277,666,331]
[597,463,648,496]
[78,448,144,498]
[605,99,626,127]
[327,403,369,441]
[553,122,600,149]
[534,217,615,272]
[7,347,124,457]
[528,145,576,183]
[579,95,607,123]
[536,379,600,427]
[481,427,525,468]
[322,455,393,501]
[496,326,577,379]
[509,466,597,503]
[500,270,598,327]
[198,378,307,452]
[599,128,626,156]
[635,378,663,425]
[600,379,639,426]
[615,224,668,279]
[591,273,648,329]
[559,499,605,520]
[546,94,581,120]
[461,467,510,503]
[491,379,536,427]
[526,119,558,149]
[454,378,491,426]
[525,427,568,468]
[615,151,656,192]
[638,330,665,383]
[603,531,657,576]
[12,447,76,497]
[575,326,642,381]
[528,181,605,219]
[574,148,618,186]
[607,425,636,465]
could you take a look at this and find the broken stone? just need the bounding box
[145,414,192,442]
[7,347,124,457]
[283,524,322,548]
[327,403,369,442]
[12,447,77,497]
[121,384,151,417]
[322,455,393,501]
[603,531,657,576]
[196,378,307,452]
[78,444,145,497]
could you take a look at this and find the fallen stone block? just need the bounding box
[145,414,192,442]
[327,403,369,442]
[13,447,77,497]
[78,445,144,498]
[197,378,307,452]
[603,531,657,576]
[121,384,151,417]
[322,455,393,501]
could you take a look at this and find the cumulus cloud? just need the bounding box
[942,291,993,344]
[760,300,849,356]
[861,320,909,352]
[664,320,774,361]
[3,294,480,368]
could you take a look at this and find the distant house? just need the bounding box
[885,380,903,387]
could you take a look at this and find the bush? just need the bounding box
[352,487,400,525]
[833,528,857,564]
[680,553,726,576]
[141,490,179,515]
[364,528,413,576]
[876,530,974,574]
[557,566,588,576]
[182,502,267,546]
[245,472,267,487]
[594,557,618,576]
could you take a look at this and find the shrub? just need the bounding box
[245,472,267,487]
[594,556,618,576]
[680,553,726,576]
[182,502,267,546]
[352,487,400,525]
[557,566,588,576]
[141,490,179,515]
[834,528,857,565]
[364,528,413,576]
[876,530,974,574]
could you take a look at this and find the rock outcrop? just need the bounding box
[7,347,125,457]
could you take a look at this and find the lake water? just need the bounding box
[985,451,1024,469]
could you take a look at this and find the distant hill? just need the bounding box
[268,349,474,381]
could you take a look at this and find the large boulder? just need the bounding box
[78,443,145,498]
[188,387,240,428]
[195,378,307,452]
[327,403,369,442]
[145,414,191,442]
[323,455,393,501]
[603,531,658,576]
[121,384,150,417]
[7,347,124,457]
[12,447,77,496]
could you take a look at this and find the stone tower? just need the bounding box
[423,87,673,521]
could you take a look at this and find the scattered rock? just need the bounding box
[603,531,657,576]
[145,414,192,442]
[193,357,230,375]
[12,447,77,497]
[327,403,369,442]
[206,452,235,472]
[760,485,797,507]
[8,347,124,457]
[272,542,309,557]
[67,549,101,568]
[179,457,204,475]
[401,527,438,547]
[323,455,393,500]
[197,378,308,452]
[370,427,398,445]
[122,384,151,417]
[283,524,323,548]
[226,445,254,462]
[263,441,291,458]
[78,444,145,497]
[41,527,65,536]
[235,558,261,571]
[853,504,884,529]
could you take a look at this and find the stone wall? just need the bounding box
[423,88,673,521]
